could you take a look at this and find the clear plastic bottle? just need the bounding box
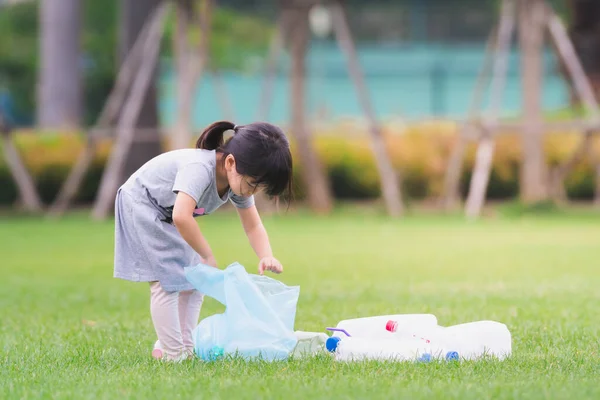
[325,335,457,362]
[441,321,512,360]
[385,319,442,344]
[385,320,461,360]
[385,319,511,361]
[330,314,438,339]
[291,331,329,357]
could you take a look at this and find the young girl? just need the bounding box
[113,120,293,361]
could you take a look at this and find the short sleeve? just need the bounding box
[230,194,255,209]
[172,163,212,203]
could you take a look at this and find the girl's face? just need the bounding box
[224,155,263,197]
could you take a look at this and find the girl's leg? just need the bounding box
[149,281,187,360]
[178,289,204,354]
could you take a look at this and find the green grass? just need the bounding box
[2,208,600,399]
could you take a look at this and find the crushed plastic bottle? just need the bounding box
[385,319,512,361]
[291,331,329,357]
[326,335,438,362]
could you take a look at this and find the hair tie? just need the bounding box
[233,124,239,131]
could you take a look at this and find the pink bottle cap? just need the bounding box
[386,320,398,332]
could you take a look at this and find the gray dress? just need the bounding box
[113,149,254,292]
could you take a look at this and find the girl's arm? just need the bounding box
[237,205,283,274]
[172,192,217,267]
[237,204,272,259]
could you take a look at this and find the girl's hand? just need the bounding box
[258,257,283,275]
[204,255,218,269]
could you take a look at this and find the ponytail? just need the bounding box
[195,121,236,150]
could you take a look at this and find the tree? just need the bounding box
[519,0,548,203]
[287,3,334,213]
[118,0,163,180]
[37,0,82,129]
[566,0,600,102]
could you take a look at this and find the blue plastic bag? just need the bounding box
[184,262,300,361]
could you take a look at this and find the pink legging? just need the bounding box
[149,281,204,360]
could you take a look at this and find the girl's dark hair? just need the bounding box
[196,121,293,198]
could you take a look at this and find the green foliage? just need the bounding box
[0,132,109,206]
[0,0,119,125]
[1,128,598,207]
[0,1,273,125]
[207,8,273,72]
[0,2,38,124]
[0,165,18,204]
[161,6,274,73]
[81,0,119,126]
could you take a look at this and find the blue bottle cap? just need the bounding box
[445,351,459,361]
[208,346,224,361]
[326,336,341,352]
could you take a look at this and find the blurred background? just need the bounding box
[0,0,598,216]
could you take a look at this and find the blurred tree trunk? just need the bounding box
[518,0,549,203]
[119,0,163,180]
[565,0,600,103]
[0,112,43,212]
[287,5,333,213]
[171,0,195,150]
[564,0,600,206]
[171,0,211,150]
[37,0,82,129]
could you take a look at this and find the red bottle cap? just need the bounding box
[386,320,398,332]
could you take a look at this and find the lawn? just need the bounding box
[2,207,600,399]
